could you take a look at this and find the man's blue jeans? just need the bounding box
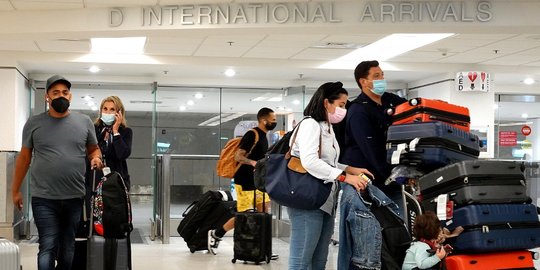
[288,207,334,270]
[32,197,82,270]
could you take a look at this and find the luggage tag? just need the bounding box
[102,167,111,175]
[391,143,408,165]
[436,194,452,221]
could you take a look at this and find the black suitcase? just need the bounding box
[422,184,530,212]
[87,236,131,270]
[177,190,236,253]
[387,122,481,155]
[232,192,272,264]
[387,143,477,170]
[418,160,525,196]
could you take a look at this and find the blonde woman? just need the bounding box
[91,96,133,189]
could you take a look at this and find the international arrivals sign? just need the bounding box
[108,1,493,27]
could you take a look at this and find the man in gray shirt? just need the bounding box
[11,75,103,270]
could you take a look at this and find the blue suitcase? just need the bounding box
[387,122,481,156]
[444,204,540,252]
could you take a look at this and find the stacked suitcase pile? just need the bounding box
[387,98,540,269]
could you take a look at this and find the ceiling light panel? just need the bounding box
[320,33,453,69]
[91,37,147,54]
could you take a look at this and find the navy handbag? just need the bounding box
[263,119,332,210]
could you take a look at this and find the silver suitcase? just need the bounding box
[0,238,20,270]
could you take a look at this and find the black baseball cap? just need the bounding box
[46,75,71,92]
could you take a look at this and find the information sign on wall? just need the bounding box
[499,131,517,146]
[456,71,490,92]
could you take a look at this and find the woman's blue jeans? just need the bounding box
[32,197,82,270]
[288,207,334,270]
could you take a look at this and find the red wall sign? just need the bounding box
[499,131,517,146]
[522,125,532,136]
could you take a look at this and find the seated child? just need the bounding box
[402,211,451,270]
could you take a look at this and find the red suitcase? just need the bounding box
[392,98,470,131]
[445,250,535,270]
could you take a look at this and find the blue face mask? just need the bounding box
[371,79,387,96]
[100,113,115,126]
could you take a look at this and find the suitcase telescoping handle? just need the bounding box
[252,189,266,213]
[88,168,98,238]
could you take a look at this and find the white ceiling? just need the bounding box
[3,0,540,122]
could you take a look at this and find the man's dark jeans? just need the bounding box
[32,197,82,270]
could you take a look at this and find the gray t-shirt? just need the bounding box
[22,112,98,199]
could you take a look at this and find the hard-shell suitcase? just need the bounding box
[232,192,272,264]
[448,224,540,252]
[392,98,470,131]
[422,184,530,212]
[387,143,477,170]
[445,204,540,230]
[177,190,236,253]
[387,122,481,155]
[445,250,535,270]
[0,238,20,270]
[87,236,131,270]
[418,160,525,196]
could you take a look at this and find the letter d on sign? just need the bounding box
[109,8,124,27]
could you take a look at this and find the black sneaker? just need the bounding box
[207,229,222,255]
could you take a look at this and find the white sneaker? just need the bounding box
[207,229,222,255]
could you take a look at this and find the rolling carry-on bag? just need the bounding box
[418,160,525,196]
[86,169,132,270]
[232,192,272,264]
[445,250,535,270]
[392,98,470,131]
[177,190,236,253]
[0,238,20,270]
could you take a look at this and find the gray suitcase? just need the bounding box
[87,235,130,270]
[0,238,20,270]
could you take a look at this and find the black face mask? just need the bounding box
[50,97,70,113]
[265,122,277,131]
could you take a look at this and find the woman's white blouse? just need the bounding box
[289,117,348,183]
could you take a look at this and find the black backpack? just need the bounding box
[93,171,133,239]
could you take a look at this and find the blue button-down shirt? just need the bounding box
[340,92,406,187]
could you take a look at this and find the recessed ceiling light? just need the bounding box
[89,65,101,73]
[91,106,98,111]
[224,68,236,77]
[292,100,300,105]
[82,95,94,101]
[523,78,535,85]
[522,113,529,118]
[91,37,146,54]
[87,101,95,107]
[179,105,187,111]
[187,100,194,106]
[194,93,204,99]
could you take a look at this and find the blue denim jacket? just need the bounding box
[337,183,401,270]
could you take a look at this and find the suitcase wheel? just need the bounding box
[266,255,271,264]
[189,248,196,253]
[232,258,236,263]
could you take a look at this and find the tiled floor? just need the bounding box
[18,236,340,270]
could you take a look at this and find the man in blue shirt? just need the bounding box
[341,60,406,188]
[339,60,409,269]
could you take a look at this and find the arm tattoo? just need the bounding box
[235,149,253,165]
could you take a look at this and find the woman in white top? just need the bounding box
[288,81,373,270]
